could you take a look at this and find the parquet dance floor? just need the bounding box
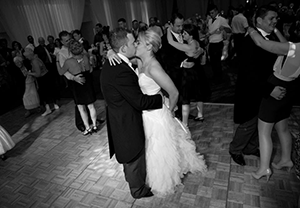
[0,99,299,208]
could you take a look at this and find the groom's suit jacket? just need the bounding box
[234,29,279,124]
[100,60,162,163]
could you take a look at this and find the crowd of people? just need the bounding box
[0,1,300,201]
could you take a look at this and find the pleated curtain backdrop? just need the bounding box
[0,0,85,47]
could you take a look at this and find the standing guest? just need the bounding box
[72,29,90,52]
[160,13,201,119]
[166,24,211,126]
[230,5,282,166]
[11,41,24,58]
[53,38,62,57]
[13,56,40,118]
[93,23,103,46]
[149,17,164,37]
[0,125,15,161]
[131,20,140,39]
[61,40,98,135]
[207,4,231,82]
[23,48,56,116]
[100,27,163,199]
[35,37,60,110]
[46,35,56,54]
[118,18,127,29]
[25,35,35,51]
[99,26,111,65]
[247,28,299,180]
[231,6,248,61]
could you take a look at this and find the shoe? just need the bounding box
[1,155,7,161]
[251,168,272,182]
[143,191,154,198]
[272,161,293,172]
[25,111,32,118]
[41,110,52,117]
[83,128,92,136]
[230,152,246,166]
[188,114,195,119]
[54,104,60,110]
[194,116,204,122]
[92,126,99,133]
[244,150,260,157]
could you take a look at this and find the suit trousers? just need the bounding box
[208,41,224,79]
[229,116,259,155]
[123,149,150,198]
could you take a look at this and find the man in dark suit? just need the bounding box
[100,28,163,199]
[230,5,284,166]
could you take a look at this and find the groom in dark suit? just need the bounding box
[230,5,284,166]
[100,28,163,198]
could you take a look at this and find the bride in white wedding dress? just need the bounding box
[135,30,207,196]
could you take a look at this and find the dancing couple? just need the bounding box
[100,28,206,198]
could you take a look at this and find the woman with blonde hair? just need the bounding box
[135,29,207,195]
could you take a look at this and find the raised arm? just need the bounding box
[148,60,178,112]
[167,28,193,52]
[274,28,287,43]
[248,28,289,55]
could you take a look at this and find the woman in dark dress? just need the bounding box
[62,40,97,135]
[167,23,211,126]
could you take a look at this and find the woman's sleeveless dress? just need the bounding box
[138,72,207,196]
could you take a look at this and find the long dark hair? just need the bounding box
[183,23,200,43]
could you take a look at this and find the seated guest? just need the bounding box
[61,40,98,136]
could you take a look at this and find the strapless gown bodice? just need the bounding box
[138,73,160,95]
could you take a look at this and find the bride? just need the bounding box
[134,30,206,195]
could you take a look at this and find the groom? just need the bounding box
[100,28,163,199]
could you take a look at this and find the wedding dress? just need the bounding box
[138,72,207,196]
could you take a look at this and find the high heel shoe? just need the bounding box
[83,128,92,136]
[271,161,293,172]
[92,126,99,133]
[251,168,272,182]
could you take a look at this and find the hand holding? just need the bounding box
[270,86,286,100]
[74,74,85,85]
[181,58,195,68]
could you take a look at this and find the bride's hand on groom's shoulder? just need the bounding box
[107,49,121,66]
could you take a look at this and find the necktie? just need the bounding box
[44,46,52,63]
[178,34,183,44]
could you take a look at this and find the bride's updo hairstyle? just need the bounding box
[138,29,161,53]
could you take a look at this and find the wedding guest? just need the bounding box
[23,48,56,116]
[207,4,231,82]
[61,40,98,135]
[25,35,35,51]
[72,29,90,52]
[13,56,40,117]
[166,24,211,126]
[118,18,127,29]
[230,5,281,166]
[11,41,24,58]
[248,27,299,181]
